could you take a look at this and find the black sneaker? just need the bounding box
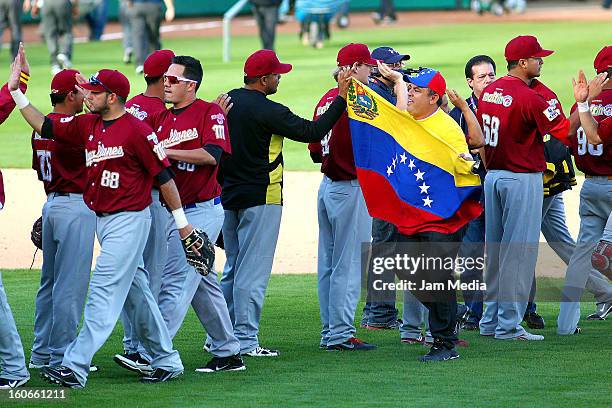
[41,366,82,388]
[0,378,28,389]
[523,312,545,329]
[420,345,459,362]
[195,354,246,373]
[140,368,183,384]
[327,337,377,351]
[114,352,153,375]
[455,304,471,333]
[462,319,479,331]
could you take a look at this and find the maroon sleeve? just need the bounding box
[202,104,231,154]
[132,125,171,177]
[0,79,27,125]
[48,114,93,147]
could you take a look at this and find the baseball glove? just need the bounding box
[592,240,612,281]
[181,228,215,276]
[31,216,43,250]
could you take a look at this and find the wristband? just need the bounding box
[172,207,189,229]
[10,89,29,109]
[577,101,590,113]
[19,71,29,85]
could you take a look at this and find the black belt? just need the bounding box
[95,210,123,217]
[53,192,70,197]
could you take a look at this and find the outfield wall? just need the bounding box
[23,0,469,23]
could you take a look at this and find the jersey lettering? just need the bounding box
[36,150,53,182]
[212,124,226,140]
[100,170,120,189]
[177,161,196,172]
[482,114,500,147]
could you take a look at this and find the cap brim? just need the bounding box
[385,54,411,64]
[533,49,554,58]
[272,63,292,75]
[79,83,106,93]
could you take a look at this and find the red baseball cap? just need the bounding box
[504,35,554,61]
[80,69,130,100]
[337,43,378,66]
[594,46,612,73]
[144,49,175,78]
[403,68,446,98]
[244,50,292,77]
[51,69,80,94]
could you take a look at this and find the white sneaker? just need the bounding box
[241,347,280,357]
[514,332,544,341]
[123,48,133,64]
[135,65,144,74]
[56,53,72,69]
[28,361,48,369]
[203,342,211,353]
[51,64,62,75]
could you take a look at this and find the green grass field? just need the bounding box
[0,20,609,169]
[1,270,610,407]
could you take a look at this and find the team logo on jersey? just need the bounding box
[316,101,332,117]
[482,91,513,107]
[348,82,379,120]
[211,113,225,125]
[85,142,125,166]
[591,103,612,117]
[543,105,560,122]
[127,104,148,121]
[60,116,75,123]
[162,127,199,148]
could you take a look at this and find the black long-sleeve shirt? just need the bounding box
[221,87,346,210]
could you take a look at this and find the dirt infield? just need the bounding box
[0,169,582,275]
[13,3,610,46]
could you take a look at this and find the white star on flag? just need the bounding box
[419,183,430,194]
[423,196,433,207]
[408,159,416,170]
[392,156,397,168]
[387,165,393,177]
[400,153,407,164]
[414,169,425,181]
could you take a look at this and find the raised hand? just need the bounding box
[213,93,233,115]
[8,43,24,91]
[572,70,589,103]
[376,60,403,83]
[587,72,610,101]
[336,67,352,99]
[446,89,468,111]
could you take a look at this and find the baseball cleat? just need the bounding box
[202,342,212,353]
[462,319,480,331]
[135,65,144,75]
[242,347,280,357]
[0,378,29,389]
[420,346,459,362]
[523,311,545,329]
[40,366,83,389]
[512,332,544,341]
[140,368,183,384]
[29,361,49,369]
[401,335,427,345]
[195,354,246,373]
[56,53,72,69]
[123,48,133,64]
[327,337,377,351]
[587,302,612,320]
[114,352,153,375]
[362,319,401,330]
[89,364,100,373]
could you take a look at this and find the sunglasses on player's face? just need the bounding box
[88,75,114,94]
[164,74,198,85]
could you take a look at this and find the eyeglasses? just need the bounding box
[88,75,114,94]
[164,75,199,85]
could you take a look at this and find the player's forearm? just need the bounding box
[10,89,45,134]
[462,107,485,148]
[578,108,602,145]
[165,148,216,166]
[159,179,193,238]
[393,81,408,111]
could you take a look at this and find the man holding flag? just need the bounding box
[347,64,482,361]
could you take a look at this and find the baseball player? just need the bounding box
[31,0,76,74]
[9,44,207,387]
[220,49,350,356]
[558,47,612,333]
[477,36,570,341]
[145,55,244,372]
[0,59,30,390]
[308,44,375,351]
[129,0,175,74]
[28,69,97,372]
[116,49,175,372]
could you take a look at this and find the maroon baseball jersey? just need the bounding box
[148,99,231,205]
[307,87,356,181]
[600,116,612,144]
[0,80,28,210]
[568,89,612,176]
[31,112,88,195]
[45,113,171,213]
[126,94,166,121]
[478,76,567,172]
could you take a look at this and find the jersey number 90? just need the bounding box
[576,127,603,156]
[481,114,499,147]
[101,170,120,189]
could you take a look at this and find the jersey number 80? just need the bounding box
[481,114,500,147]
[101,170,120,189]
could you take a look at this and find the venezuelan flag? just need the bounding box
[347,79,483,235]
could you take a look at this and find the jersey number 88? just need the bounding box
[481,114,499,147]
[101,170,120,189]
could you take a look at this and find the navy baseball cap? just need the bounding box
[371,47,410,64]
[403,68,446,97]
